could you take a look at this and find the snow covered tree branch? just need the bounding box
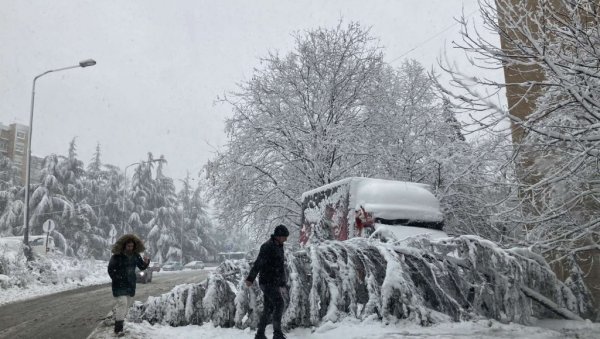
[130,237,593,328]
[438,0,600,312]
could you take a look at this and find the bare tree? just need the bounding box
[205,22,389,239]
[206,20,514,244]
[438,0,600,311]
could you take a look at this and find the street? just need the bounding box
[0,269,210,339]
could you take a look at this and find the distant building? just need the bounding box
[0,122,43,185]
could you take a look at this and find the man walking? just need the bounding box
[107,234,150,336]
[245,225,289,339]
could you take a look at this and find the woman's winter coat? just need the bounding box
[107,234,149,297]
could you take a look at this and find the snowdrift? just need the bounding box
[129,236,590,329]
[0,238,107,293]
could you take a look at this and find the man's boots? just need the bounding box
[254,330,267,339]
[114,320,124,336]
[273,330,286,339]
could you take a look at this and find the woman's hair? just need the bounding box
[112,234,146,254]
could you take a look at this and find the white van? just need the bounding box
[1,235,56,256]
[29,235,56,256]
[300,177,446,245]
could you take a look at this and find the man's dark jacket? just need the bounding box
[107,234,149,297]
[246,236,286,287]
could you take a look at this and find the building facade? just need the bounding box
[496,0,600,317]
[0,123,29,184]
[0,122,44,185]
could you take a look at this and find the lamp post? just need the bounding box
[177,204,184,264]
[23,59,96,249]
[121,159,165,234]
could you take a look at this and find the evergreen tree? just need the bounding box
[145,155,179,262]
[0,154,23,236]
[128,153,156,236]
[179,173,218,262]
[30,154,75,255]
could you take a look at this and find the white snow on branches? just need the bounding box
[129,236,589,329]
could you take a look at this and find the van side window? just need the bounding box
[31,238,45,246]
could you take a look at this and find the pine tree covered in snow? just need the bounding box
[178,173,218,262]
[29,154,76,255]
[0,141,218,261]
[0,154,23,236]
[59,139,101,258]
[130,236,590,329]
[144,156,180,262]
[81,144,117,259]
[127,154,157,237]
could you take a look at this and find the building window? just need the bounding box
[15,144,24,153]
[16,131,26,139]
[0,142,7,151]
[13,155,23,164]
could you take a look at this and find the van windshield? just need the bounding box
[31,238,45,246]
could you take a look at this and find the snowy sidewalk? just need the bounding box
[88,317,600,339]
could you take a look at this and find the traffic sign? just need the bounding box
[42,219,56,233]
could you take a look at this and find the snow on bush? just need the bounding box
[0,240,31,288]
[0,238,106,291]
[129,236,591,329]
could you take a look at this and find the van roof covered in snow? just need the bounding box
[302,177,443,223]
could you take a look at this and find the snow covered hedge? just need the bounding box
[129,236,592,329]
[0,239,104,290]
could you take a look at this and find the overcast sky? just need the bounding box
[0,0,501,182]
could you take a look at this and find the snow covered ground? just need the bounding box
[89,317,600,339]
[0,238,110,306]
[0,257,109,306]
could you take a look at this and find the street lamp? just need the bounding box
[177,204,184,264]
[121,159,165,234]
[23,59,97,249]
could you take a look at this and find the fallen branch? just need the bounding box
[521,286,583,321]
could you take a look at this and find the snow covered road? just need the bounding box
[0,269,210,339]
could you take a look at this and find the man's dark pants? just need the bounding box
[258,284,285,334]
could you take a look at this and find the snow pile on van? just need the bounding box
[301,177,445,244]
[301,178,444,226]
[351,178,443,223]
[129,236,593,329]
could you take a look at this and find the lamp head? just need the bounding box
[79,59,96,67]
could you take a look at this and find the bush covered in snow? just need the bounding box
[130,236,594,330]
[0,239,106,291]
[0,240,31,288]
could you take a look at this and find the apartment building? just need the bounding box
[0,122,44,185]
[0,122,29,184]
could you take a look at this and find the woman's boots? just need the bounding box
[114,320,124,336]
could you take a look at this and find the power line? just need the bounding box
[388,8,479,64]
[28,201,122,218]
